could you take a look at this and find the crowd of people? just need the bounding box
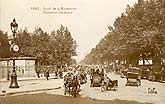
[36,65,116,96]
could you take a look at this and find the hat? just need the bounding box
[13,18,16,22]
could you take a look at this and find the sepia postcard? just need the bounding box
[0,0,165,104]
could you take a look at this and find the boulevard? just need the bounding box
[1,72,165,104]
[0,0,164,104]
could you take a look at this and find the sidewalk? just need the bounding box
[0,74,56,82]
[0,76,63,96]
[0,77,44,82]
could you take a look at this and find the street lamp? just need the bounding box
[9,18,19,88]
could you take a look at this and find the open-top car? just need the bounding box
[101,79,118,92]
[126,67,141,87]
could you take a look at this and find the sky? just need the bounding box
[0,0,137,63]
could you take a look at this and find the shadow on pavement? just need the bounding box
[0,92,152,104]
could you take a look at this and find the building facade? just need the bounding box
[0,57,37,80]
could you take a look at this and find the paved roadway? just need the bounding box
[1,72,165,104]
[45,72,165,104]
[80,73,165,104]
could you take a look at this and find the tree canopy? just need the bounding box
[13,25,77,66]
[0,30,10,58]
[81,0,165,69]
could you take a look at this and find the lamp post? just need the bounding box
[9,18,19,88]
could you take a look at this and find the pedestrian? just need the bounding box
[96,69,100,75]
[35,63,40,78]
[36,70,40,78]
[45,68,50,80]
[72,76,80,92]
[58,69,63,78]
[100,69,104,81]
[55,68,58,79]
[104,74,112,86]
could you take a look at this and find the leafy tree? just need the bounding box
[0,30,10,58]
[82,0,165,71]
[15,28,32,57]
[51,25,77,66]
[14,25,77,67]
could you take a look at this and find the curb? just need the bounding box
[0,78,44,82]
[0,87,61,97]
[0,77,58,82]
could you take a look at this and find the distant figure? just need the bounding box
[100,69,104,81]
[104,74,112,84]
[72,76,80,91]
[96,69,100,75]
[100,69,104,75]
[36,70,40,78]
[55,68,58,78]
[58,69,63,78]
[129,64,132,68]
[36,66,40,78]
[45,69,50,80]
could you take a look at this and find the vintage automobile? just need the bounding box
[140,66,150,79]
[125,67,141,87]
[101,79,118,92]
[148,71,161,82]
[90,72,104,87]
[141,69,149,79]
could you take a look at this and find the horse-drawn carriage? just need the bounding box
[63,72,80,97]
[126,67,141,87]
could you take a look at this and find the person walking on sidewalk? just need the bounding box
[55,68,58,79]
[45,68,50,80]
[36,67,40,78]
